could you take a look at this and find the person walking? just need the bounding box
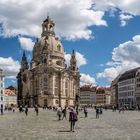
[83,106,88,117]
[19,105,22,113]
[25,105,28,116]
[62,106,67,120]
[96,107,99,119]
[57,107,62,120]
[0,105,3,115]
[69,108,78,132]
[35,105,39,116]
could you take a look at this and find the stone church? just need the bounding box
[17,16,80,107]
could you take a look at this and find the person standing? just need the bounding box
[25,105,28,116]
[62,106,67,120]
[0,105,3,115]
[35,105,39,116]
[57,107,62,120]
[69,108,78,132]
[96,107,99,119]
[84,106,88,117]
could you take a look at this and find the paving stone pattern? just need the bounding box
[0,109,140,140]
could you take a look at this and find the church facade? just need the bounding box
[17,17,80,107]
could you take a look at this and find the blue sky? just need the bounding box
[0,0,140,87]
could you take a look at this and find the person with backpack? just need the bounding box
[69,108,78,132]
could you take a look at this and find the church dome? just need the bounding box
[38,35,64,58]
[38,16,64,59]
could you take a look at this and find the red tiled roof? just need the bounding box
[5,89,16,96]
[80,84,96,91]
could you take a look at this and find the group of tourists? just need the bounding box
[56,106,78,132]
[19,105,39,116]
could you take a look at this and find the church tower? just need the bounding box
[41,16,55,37]
[70,50,77,71]
[20,51,29,72]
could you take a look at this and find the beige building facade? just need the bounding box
[17,17,80,107]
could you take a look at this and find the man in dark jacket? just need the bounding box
[69,108,77,132]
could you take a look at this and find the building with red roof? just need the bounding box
[80,85,111,106]
[5,89,17,107]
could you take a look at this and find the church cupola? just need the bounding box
[41,16,55,37]
[20,51,29,72]
[70,50,77,71]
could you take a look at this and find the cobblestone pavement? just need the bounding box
[1,109,140,140]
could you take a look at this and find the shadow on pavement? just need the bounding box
[58,130,71,132]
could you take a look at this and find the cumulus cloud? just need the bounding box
[0,0,107,40]
[97,35,140,82]
[18,36,34,51]
[119,13,133,26]
[80,73,96,86]
[93,0,140,15]
[97,67,119,82]
[93,0,140,26]
[64,51,87,67]
[0,0,140,40]
[0,57,20,78]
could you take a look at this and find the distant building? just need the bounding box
[6,85,17,93]
[80,85,111,106]
[134,69,140,106]
[104,88,111,105]
[110,75,120,107]
[0,68,5,111]
[80,85,96,105]
[96,87,106,105]
[5,89,17,107]
[117,68,140,107]
[112,67,140,108]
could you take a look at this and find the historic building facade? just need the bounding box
[112,67,140,108]
[17,17,80,107]
[80,85,96,106]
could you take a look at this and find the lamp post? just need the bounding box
[58,70,62,107]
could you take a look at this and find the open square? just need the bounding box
[0,109,140,140]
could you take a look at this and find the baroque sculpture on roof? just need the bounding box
[17,16,80,107]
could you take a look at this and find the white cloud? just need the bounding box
[0,0,140,39]
[97,35,140,82]
[64,51,87,67]
[80,73,96,86]
[18,37,34,51]
[93,0,140,26]
[97,67,119,82]
[93,0,140,15]
[119,13,133,26]
[0,0,107,40]
[0,57,20,78]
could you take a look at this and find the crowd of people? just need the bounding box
[1,104,140,132]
